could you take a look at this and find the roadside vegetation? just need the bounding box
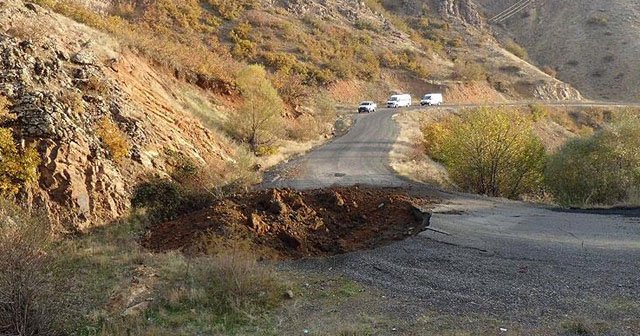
[422,106,640,207]
[227,65,285,152]
[546,112,640,207]
[423,107,546,199]
[0,197,288,335]
[32,0,437,90]
[0,200,66,336]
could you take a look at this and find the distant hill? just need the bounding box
[476,0,640,101]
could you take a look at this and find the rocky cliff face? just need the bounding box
[436,0,485,28]
[0,31,132,229]
[0,1,236,231]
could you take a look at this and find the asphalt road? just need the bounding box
[267,105,640,331]
[263,107,408,189]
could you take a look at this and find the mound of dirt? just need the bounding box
[142,187,435,259]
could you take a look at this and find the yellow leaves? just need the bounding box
[0,128,40,197]
[34,0,235,88]
[422,117,455,161]
[228,65,284,151]
[424,107,546,199]
[96,117,130,162]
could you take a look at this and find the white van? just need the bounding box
[386,94,412,108]
[420,93,443,106]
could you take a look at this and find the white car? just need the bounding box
[358,101,377,113]
[386,94,412,108]
[420,93,443,106]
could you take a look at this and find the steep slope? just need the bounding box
[1,1,240,230]
[0,0,588,230]
[382,0,582,101]
[41,0,582,103]
[476,0,640,101]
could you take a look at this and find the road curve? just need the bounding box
[264,101,640,189]
[263,108,408,189]
[268,103,640,330]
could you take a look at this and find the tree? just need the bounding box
[424,107,546,199]
[229,64,284,152]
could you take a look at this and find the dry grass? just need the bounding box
[390,110,454,188]
[504,40,528,59]
[96,117,131,162]
[60,90,85,114]
[0,200,68,336]
[0,94,13,123]
[45,210,289,335]
[33,0,237,91]
[452,58,487,81]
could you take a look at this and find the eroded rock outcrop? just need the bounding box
[0,32,132,229]
[0,1,235,231]
[436,0,486,28]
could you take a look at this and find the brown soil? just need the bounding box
[142,187,435,259]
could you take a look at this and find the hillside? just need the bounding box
[0,0,245,230]
[476,0,640,101]
[32,0,582,103]
[0,0,585,230]
[4,1,640,335]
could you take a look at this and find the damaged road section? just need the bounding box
[142,187,435,259]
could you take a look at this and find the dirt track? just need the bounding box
[265,106,640,332]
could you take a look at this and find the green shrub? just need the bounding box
[424,107,546,199]
[354,19,380,32]
[452,59,487,81]
[586,16,609,26]
[272,72,311,108]
[313,92,337,125]
[131,178,213,223]
[229,21,257,59]
[545,114,640,206]
[132,148,262,223]
[255,145,279,157]
[205,0,257,20]
[262,52,304,75]
[529,103,549,122]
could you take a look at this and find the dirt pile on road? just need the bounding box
[142,187,435,259]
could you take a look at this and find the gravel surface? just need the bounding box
[265,107,640,330]
[285,193,640,325]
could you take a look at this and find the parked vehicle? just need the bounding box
[386,94,412,108]
[420,93,443,106]
[358,101,377,113]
